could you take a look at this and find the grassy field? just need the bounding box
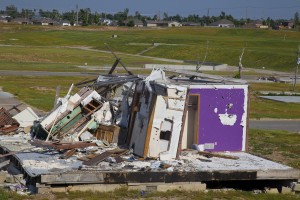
[249,129,300,169]
[0,24,300,72]
[0,186,299,200]
[250,83,300,119]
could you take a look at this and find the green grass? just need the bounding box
[0,45,171,71]
[249,83,300,119]
[0,25,300,71]
[249,129,300,169]
[0,76,87,111]
[0,187,299,200]
[53,188,300,200]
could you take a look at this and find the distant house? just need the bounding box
[144,20,158,27]
[62,20,71,26]
[181,22,201,26]
[244,20,268,29]
[144,20,182,27]
[12,18,31,25]
[0,15,10,23]
[168,21,182,27]
[33,17,58,26]
[124,19,144,27]
[100,18,115,26]
[281,20,294,29]
[208,19,235,28]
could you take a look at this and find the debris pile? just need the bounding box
[0,64,297,195]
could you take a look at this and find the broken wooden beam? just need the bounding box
[198,151,239,160]
[82,151,114,166]
[30,140,97,150]
[60,149,77,159]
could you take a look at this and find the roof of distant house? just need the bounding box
[209,19,234,26]
[12,18,31,22]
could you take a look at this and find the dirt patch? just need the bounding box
[30,86,56,92]
[0,54,52,63]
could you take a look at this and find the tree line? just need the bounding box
[1,4,299,27]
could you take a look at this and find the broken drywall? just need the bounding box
[12,107,39,128]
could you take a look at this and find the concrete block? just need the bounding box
[157,182,206,192]
[67,184,123,192]
[128,184,146,191]
[265,188,279,194]
[36,184,52,194]
[128,182,206,192]
[49,186,67,193]
[294,184,300,192]
[5,174,15,183]
[281,186,292,194]
[0,171,8,183]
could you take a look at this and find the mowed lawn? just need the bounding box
[0,24,299,72]
[0,24,299,118]
[0,25,299,199]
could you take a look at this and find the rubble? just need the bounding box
[0,63,298,194]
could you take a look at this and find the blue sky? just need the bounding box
[0,0,299,19]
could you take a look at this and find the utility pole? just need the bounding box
[245,7,248,26]
[293,45,300,91]
[76,4,79,26]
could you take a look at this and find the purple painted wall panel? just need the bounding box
[190,88,246,151]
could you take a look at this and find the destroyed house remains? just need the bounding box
[0,66,298,194]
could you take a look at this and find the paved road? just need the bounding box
[249,119,300,133]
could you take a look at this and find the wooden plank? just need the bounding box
[126,87,140,145]
[245,86,250,152]
[83,151,114,166]
[195,94,200,144]
[143,94,157,158]
[197,151,239,160]
[60,149,76,159]
[176,90,189,159]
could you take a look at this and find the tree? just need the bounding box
[127,20,134,27]
[294,12,299,26]
[51,9,60,20]
[123,8,129,19]
[134,11,141,19]
[163,12,169,21]
[6,5,18,18]
[172,14,182,22]
[93,12,100,24]
[220,11,226,19]
[79,8,91,26]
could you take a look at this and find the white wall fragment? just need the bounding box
[93,102,113,125]
[12,107,39,128]
[81,91,101,106]
[218,113,237,126]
